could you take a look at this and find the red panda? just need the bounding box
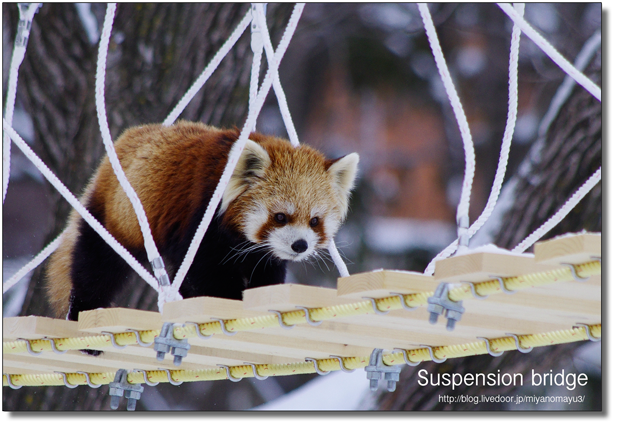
[46,120,359,320]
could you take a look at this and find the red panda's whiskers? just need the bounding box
[221,241,270,265]
[309,248,332,273]
[249,249,276,284]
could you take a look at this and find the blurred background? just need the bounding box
[3,3,601,411]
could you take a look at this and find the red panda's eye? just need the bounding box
[274,213,287,224]
[310,217,319,227]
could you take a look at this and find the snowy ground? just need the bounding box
[253,369,374,411]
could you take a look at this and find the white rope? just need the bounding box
[3,3,41,203]
[249,4,264,131]
[253,3,348,275]
[423,3,525,275]
[497,3,601,102]
[3,232,63,294]
[96,3,173,296]
[253,4,300,147]
[171,4,306,291]
[418,3,476,252]
[2,121,160,292]
[512,167,601,253]
[537,30,601,142]
[163,8,253,127]
[328,239,349,277]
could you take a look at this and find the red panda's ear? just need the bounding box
[220,140,271,214]
[327,152,359,210]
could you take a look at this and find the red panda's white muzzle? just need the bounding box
[268,224,322,261]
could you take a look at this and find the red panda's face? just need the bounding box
[220,138,359,263]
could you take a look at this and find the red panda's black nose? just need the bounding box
[291,239,308,254]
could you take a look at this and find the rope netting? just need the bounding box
[2,3,601,310]
[420,2,601,274]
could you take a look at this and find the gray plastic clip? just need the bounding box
[76,371,102,389]
[295,306,322,326]
[393,348,421,366]
[478,336,504,357]
[244,363,268,380]
[305,357,330,375]
[490,276,516,294]
[389,293,417,311]
[576,323,601,342]
[126,329,152,347]
[44,337,68,354]
[54,371,78,389]
[217,364,243,382]
[150,257,171,286]
[153,322,191,366]
[15,4,40,47]
[211,318,237,336]
[561,263,590,282]
[329,355,355,373]
[17,338,42,356]
[108,369,144,411]
[133,369,159,386]
[4,373,22,389]
[186,321,213,340]
[101,331,128,349]
[269,310,295,329]
[158,368,183,386]
[364,348,401,392]
[462,281,487,300]
[363,296,389,315]
[420,345,447,363]
[426,282,465,330]
[505,333,533,353]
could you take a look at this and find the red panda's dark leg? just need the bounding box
[67,217,136,321]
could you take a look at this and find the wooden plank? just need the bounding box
[337,270,438,298]
[3,366,47,375]
[75,305,303,366]
[243,284,358,311]
[246,317,470,349]
[2,349,207,374]
[163,297,252,324]
[3,316,93,341]
[183,327,374,360]
[241,283,468,354]
[434,250,552,283]
[164,296,376,358]
[78,307,163,333]
[4,231,601,379]
[534,233,601,265]
[332,268,600,337]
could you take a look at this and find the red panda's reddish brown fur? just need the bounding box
[46,120,359,319]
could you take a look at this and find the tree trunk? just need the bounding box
[375,46,601,411]
[3,2,293,410]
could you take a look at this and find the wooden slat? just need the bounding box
[2,350,192,374]
[163,295,377,358]
[434,250,552,283]
[337,270,438,298]
[76,306,301,366]
[78,307,163,333]
[244,283,358,311]
[242,283,474,346]
[3,233,602,379]
[534,233,601,265]
[163,297,254,324]
[3,316,93,341]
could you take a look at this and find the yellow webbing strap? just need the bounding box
[3,325,600,387]
[2,260,600,355]
[447,260,600,301]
